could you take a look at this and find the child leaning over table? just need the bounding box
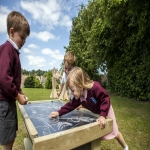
[50,67,129,150]
[0,11,30,150]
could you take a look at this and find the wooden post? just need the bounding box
[59,83,70,101]
[50,76,57,98]
[50,68,62,98]
[91,138,101,150]
[24,138,32,150]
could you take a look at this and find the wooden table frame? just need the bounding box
[18,100,113,150]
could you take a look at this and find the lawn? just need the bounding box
[1,88,150,150]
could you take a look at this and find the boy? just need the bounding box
[57,51,82,109]
[0,11,30,150]
[57,51,76,99]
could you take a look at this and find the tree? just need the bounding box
[45,70,52,89]
[34,78,43,88]
[65,0,150,101]
[24,75,35,88]
[65,1,101,81]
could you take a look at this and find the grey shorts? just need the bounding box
[0,101,18,145]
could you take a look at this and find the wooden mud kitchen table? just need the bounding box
[18,99,113,150]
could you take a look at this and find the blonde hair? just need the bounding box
[7,11,30,36]
[64,51,76,66]
[66,67,93,90]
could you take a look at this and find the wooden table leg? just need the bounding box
[24,138,33,150]
[91,138,101,150]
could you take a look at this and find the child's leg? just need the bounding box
[115,131,127,148]
[0,101,17,150]
[2,139,15,150]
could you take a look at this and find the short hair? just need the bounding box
[64,51,76,66]
[66,67,93,89]
[7,11,30,36]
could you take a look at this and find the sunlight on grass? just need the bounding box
[23,88,52,101]
[1,88,150,150]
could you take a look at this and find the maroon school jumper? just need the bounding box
[58,81,119,140]
[58,81,110,117]
[0,41,21,101]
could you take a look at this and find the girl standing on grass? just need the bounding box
[50,67,129,150]
[57,51,76,99]
[57,51,82,109]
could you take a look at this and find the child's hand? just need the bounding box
[96,116,106,129]
[50,112,59,118]
[16,93,28,105]
[76,105,83,110]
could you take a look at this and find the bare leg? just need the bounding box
[115,131,127,148]
[2,140,15,150]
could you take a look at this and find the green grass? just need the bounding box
[23,88,52,101]
[1,88,150,150]
[101,93,150,150]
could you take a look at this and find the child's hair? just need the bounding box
[7,11,30,36]
[66,67,93,89]
[64,51,76,66]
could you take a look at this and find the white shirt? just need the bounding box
[61,72,73,100]
[61,72,67,84]
[7,38,19,52]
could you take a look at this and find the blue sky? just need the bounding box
[0,0,88,71]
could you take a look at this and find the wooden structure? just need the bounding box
[50,67,70,101]
[50,68,61,98]
[18,100,113,150]
[59,83,70,101]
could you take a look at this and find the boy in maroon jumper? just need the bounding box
[0,11,30,150]
[50,67,129,150]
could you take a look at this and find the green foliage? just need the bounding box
[98,0,150,101]
[21,68,47,76]
[24,75,43,88]
[65,1,101,81]
[45,70,52,89]
[34,78,43,88]
[24,75,35,88]
[66,0,150,101]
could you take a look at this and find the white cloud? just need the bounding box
[41,48,64,60]
[59,15,72,30]
[23,48,32,53]
[49,60,56,66]
[30,31,58,42]
[20,0,72,30]
[28,44,39,49]
[27,55,46,67]
[0,6,10,33]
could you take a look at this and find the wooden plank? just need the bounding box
[28,99,59,103]
[18,103,38,139]
[33,119,113,150]
[18,103,29,119]
[25,118,38,139]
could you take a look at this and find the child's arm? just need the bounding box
[49,99,80,117]
[49,112,59,118]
